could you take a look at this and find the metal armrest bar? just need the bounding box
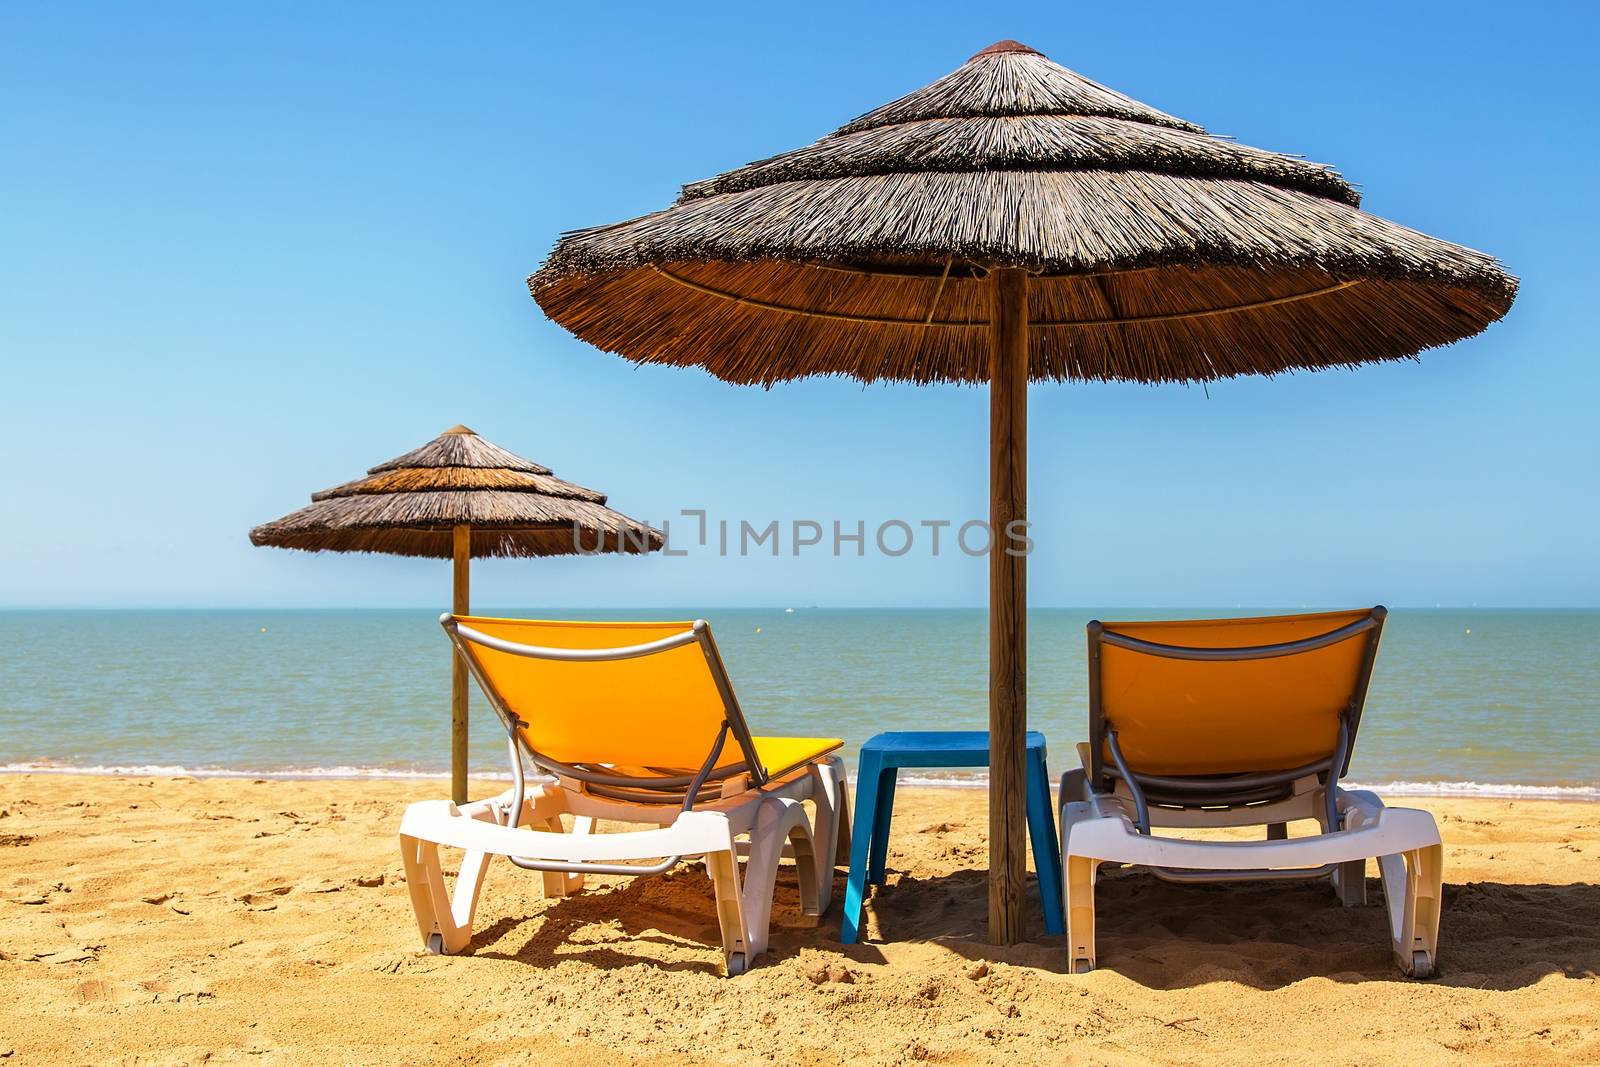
[568,763,749,791]
[451,620,701,662]
[1130,759,1334,794]
[1104,716,1349,832]
[500,723,731,877]
[1097,615,1377,662]
[582,782,723,806]
[1324,716,1351,830]
[519,748,748,792]
[1145,783,1297,808]
[504,724,529,828]
[1104,729,1151,834]
[679,722,731,812]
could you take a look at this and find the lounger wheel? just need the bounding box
[725,952,748,977]
[1072,959,1093,974]
[1409,950,1434,979]
[426,932,445,955]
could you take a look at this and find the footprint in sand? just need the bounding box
[138,892,193,914]
[9,882,68,905]
[234,885,293,908]
[26,945,99,964]
[75,979,114,1003]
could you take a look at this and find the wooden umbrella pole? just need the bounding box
[988,267,1029,944]
[451,524,471,805]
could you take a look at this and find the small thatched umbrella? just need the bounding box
[250,425,662,802]
[528,42,1516,941]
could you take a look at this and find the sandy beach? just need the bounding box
[0,775,1594,1065]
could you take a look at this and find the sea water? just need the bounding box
[1,608,1596,797]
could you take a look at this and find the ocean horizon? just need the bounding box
[3,607,1596,799]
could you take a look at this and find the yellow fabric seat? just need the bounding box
[751,736,844,780]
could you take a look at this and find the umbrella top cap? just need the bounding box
[828,38,1207,138]
[441,424,477,436]
[969,40,1043,60]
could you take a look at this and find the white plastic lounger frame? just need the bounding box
[1060,772,1443,977]
[400,767,844,976]
[1059,608,1446,978]
[398,615,850,977]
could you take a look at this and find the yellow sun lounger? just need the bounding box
[1059,607,1445,977]
[398,616,849,976]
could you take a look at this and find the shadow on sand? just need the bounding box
[863,865,1600,990]
[463,860,1600,988]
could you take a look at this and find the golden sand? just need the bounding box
[1,775,1596,1065]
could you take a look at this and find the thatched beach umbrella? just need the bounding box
[250,425,662,803]
[528,42,1516,941]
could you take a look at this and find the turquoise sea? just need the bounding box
[1,609,1596,797]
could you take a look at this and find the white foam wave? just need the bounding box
[0,760,494,781]
[860,771,1600,800]
[895,773,987,789]
[2,762,1596,799]
[1346,780,1600,800]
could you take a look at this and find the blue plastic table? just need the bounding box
[840,730,1064,943]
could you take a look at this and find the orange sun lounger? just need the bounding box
[1059,607,1444,977]
[399,616,849,976]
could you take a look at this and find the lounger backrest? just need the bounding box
[443,615,765,780]
[1088,607,1385,784]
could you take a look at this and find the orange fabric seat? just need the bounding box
[1089,608,1385,785]
[445,615,843,791]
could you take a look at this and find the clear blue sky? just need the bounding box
[2,2,1594,609]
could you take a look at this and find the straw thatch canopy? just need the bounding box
[530,41,1517,385]
[249,425,662,558]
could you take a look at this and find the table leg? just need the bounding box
[841,752,884,944]
[868,767,898,886]
[1026,745,1064,935]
